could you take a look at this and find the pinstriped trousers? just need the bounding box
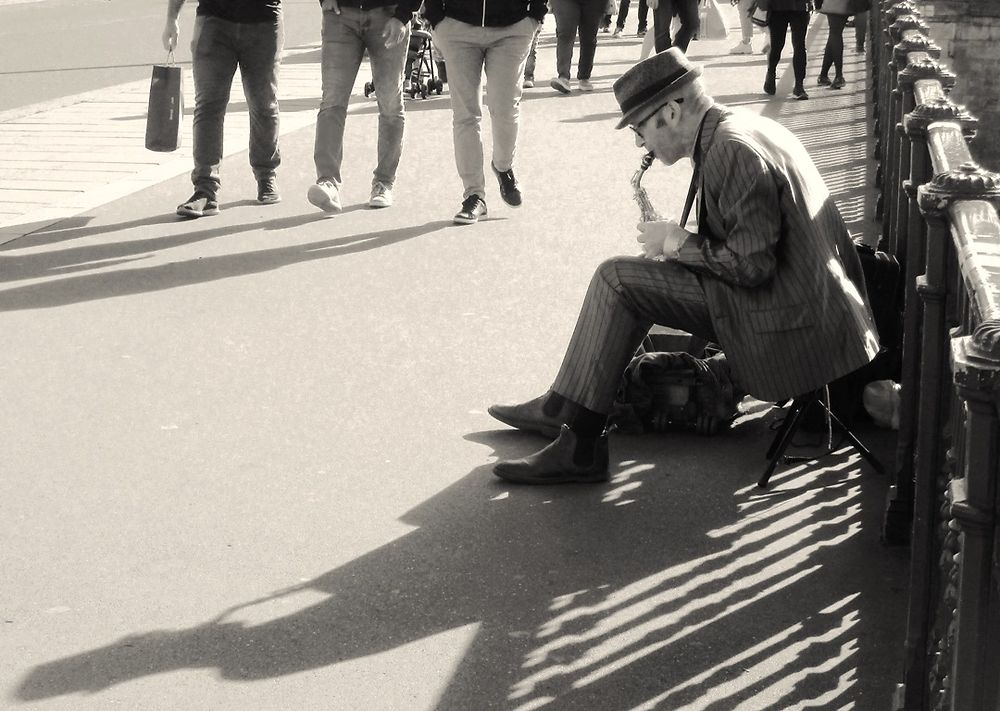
[552,256,717,414]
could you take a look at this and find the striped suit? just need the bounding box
[551,104,879,411]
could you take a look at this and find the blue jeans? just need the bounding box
[190,15,283,198]
[551,0,607,80]
[431,17,537,199]
[652,0,699,53]
[314,6,409,189]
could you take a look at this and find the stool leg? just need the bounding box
[759,398,813,488]
[826,409,886,475]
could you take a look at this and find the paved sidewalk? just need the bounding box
[1,11,905,711]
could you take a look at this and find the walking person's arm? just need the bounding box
[162,0,186,51]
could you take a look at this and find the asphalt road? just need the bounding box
[0,0,322,113]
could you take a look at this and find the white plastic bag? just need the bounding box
[701,0,729,40]
[863,380,901,430]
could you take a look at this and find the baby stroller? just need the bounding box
[364,17,445,100]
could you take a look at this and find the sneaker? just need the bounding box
[550,76,571,94]
[578,78,595,92]
[612,26,623,37]
[492,162,522,207]
[453,194,487,225]
[792,84,809,100]
[830,76,846,90]
[637,28,647,36]
[729,40,753,55]
[257,176,281,204]
[763,71,776,95]
[307,180,342,213]
[176,191,219,218]
[369,182,393,208]
[523,76,535,89]
[817,75,831,86]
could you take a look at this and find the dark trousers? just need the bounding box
[766,10,809,85]
[616,0,648,31]
[820,13,848,79]
[551,0,607,80]
[652,0,700,54]
[191,15,283,197]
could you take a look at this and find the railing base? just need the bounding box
[882,484,914,545]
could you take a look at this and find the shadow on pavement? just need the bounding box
[13,414,906,708]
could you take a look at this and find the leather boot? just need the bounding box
[488,392,565,439]
[493,426,610,484]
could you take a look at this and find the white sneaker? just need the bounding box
[550,76,571,94]
[729,40,753,55]
[369,182,393,208]
[307,180,342,213]
[578,79,595,92]
[612,26,623,37]
[523,77,535,88]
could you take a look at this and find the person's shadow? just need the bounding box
[13,420,896,709]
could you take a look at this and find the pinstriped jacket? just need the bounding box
[674,104,879,401]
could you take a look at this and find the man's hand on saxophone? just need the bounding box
[636,220,690,260]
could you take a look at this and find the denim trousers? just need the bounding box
[190,15,283,198]
[314,6,409,189]
[551,0,607,80]
[652,0,699,53]
[432,17,537,200]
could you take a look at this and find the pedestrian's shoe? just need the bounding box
[492,163,522,207]
[453,194,487,225]
[612,26,623,37]
[637,27,647,36]
[729,40,753,55]
[830,75,846,90]
[523,76,535,89]
[760,42,770,55]
[176,191,219,218]
[257,176,281,204]
[763,70,776,95]
[550,76,571,94]
[369,181,393,208]
[817,74,831,86]
[488,394,564,439]
[493,426,610,485]
[578,78,595,92]
[307,180,342,213]
[792,84,809,100]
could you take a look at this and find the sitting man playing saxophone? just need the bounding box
[488,47,879,484]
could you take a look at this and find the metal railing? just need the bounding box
[872,2,1000,709]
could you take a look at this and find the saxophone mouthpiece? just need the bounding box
[640,151,655,170]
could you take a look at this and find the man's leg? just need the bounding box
[615,0,630,32]
[432,20,488,201]
[576,0,606,81]
[313,9,365,192]
[483,18,536,196]
[364,7,409,190]
[238,16,284,189]
[854,10,868,52]
[550,0,580,83]
[651,0,675,53]
[190,16,238,201]
[672,0,700,53]
[637,0,649,33]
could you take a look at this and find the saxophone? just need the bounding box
[630,151,662,222]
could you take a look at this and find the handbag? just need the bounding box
[144,53,184,152]
[700,0,729,40]
[748,1,769,27]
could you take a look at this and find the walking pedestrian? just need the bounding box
[549,0,607,95]
[649,0,700,54]
[424,0,548,225]
[763,0,812,100]
[612,0,648,37]
[162,0,284,218]
[815,0,870,89]
[307,0,417,214]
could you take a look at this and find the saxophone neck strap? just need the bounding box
[680,104,732,229]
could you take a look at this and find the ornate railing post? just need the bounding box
[885,94,971,545]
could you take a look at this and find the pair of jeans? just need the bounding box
[616,0,648,32]
[820,13,848,80]
[551,0,606,81]
[766,10,810,86]
[314,6,409,189]
[190,15,283,198]
[431,17,537,200]
[652,0,699,54]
